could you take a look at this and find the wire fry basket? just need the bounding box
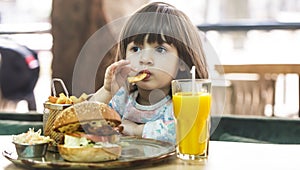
[43,78,71,151]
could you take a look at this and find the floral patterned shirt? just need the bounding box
[109,87,175,144]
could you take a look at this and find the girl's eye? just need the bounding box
[130,46,141,53]
[156,46,167,53]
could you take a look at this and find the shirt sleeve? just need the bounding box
[109,87,127,117]
[142,119,176,144]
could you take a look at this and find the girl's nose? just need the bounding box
[139,51,154,65]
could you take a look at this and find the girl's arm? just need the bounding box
[142,119,176,144]
[90,86,112,104]
[121,118,175,144]
[120,119,145,137]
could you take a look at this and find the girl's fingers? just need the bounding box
[114,60,137,78]
[109,60,129,74]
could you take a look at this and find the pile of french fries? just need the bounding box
[47,93,89,104]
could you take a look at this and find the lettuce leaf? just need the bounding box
[64,134,91,147]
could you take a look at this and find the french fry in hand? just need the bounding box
[127,73,147,83]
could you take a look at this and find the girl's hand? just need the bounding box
[103,60,134,94]
[120,119,144,137]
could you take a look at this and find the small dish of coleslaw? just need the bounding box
[12,128,53,158]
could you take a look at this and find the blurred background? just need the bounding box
[0,0,299,118]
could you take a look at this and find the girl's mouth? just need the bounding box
[139,70,151,80]
[127,70,151,83]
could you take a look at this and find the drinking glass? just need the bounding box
[172,79,212,160]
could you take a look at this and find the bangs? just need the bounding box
[126,33,177,46]
[121,11,188,44]
[118,11,189,58]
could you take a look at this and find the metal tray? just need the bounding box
[3,137,175,169]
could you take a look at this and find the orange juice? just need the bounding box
[173,92,211,156]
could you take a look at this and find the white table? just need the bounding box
[1,135,300,170]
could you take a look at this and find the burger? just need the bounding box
[52,101,122,162]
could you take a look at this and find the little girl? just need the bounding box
[91,2,209,144]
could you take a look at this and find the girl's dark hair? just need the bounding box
[116,2,208,79]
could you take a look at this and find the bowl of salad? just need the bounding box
[12,128,53,158]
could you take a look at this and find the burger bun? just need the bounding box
[58,144,122,162]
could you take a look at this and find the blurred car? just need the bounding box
[0,37,39,111]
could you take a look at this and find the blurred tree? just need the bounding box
[51,0,148,96]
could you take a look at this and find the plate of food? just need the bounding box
[3,101,175,169]
[3,137,175,169]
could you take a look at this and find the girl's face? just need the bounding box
[125,35,179,91]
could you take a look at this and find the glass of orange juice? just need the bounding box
[172,79,212,160]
